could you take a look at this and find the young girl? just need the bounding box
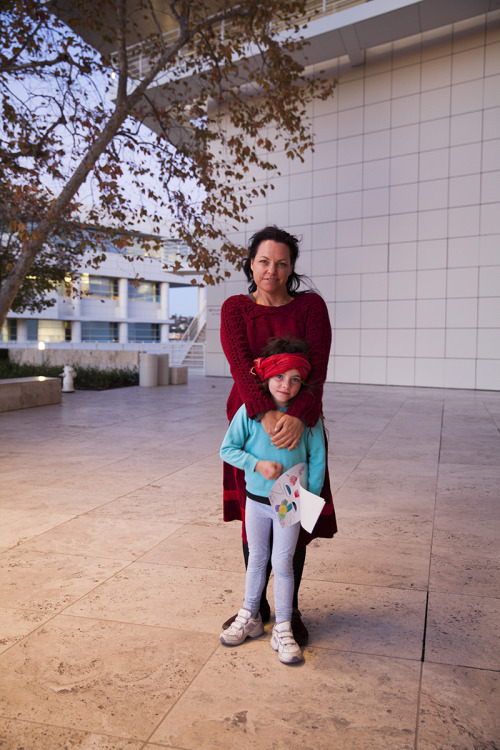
[219,337,326,664]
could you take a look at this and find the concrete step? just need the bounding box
[181,343,205,369]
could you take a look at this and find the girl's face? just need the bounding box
[268,368,302,406]
[250,240,293,296]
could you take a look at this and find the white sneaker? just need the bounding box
[219,608,264,646]
[271,621,303,664]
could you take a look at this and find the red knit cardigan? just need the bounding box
[220,292,337,546]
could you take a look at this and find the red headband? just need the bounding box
[253,353,311,382]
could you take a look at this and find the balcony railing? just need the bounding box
[115,0,372,81]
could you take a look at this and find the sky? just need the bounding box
[169,285,199,317]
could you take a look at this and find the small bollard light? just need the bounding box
[37,341,45,366]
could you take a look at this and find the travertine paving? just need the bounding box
[0,374,499,749]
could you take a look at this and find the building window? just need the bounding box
[64,321,72,342]
[0,319,18,341]
[128,280,160,302]
[38,320,67,342]
[128,323,160,343]
[26,320,38,341]
[81,274,119,299]
[81,322,119,342]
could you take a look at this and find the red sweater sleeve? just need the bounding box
[221,296,275,418]
[285,293,332,426]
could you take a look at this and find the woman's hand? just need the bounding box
[256,460,283,480]
[260,410,282,437]
[272,414,305,450]
[261,411,305,451]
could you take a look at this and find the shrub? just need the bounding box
[74,366,139,390]
[0,360,139,389]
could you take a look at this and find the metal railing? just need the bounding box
[116,0,372,80]
[180,300,207,343]
[2,302,208,368]
[171,300,207,367]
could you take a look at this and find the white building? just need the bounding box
[1,231,204,356]
[22,0,500,388]
[205,0,500,391]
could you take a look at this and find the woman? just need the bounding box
[220,225,337,646]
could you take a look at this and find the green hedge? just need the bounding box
[0,360,139,389]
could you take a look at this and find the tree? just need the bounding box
[0,0,333,326]
[0,221,77,314]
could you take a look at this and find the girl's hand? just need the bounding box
[256,460,283,480]
[271,414,305,451]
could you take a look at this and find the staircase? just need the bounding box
[176,303,206,369]
[181,336,205,369]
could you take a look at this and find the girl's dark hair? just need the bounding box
[260,336,309,359]
[242,225,306,295]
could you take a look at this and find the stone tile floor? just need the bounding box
[0,373,499,749]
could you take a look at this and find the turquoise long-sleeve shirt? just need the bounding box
[220,404,326,499]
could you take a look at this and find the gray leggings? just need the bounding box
[243,498,300,624]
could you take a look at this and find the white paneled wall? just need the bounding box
[206,12,500,391]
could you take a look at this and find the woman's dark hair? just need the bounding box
[242,225,306,295]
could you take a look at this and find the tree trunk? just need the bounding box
[0,47,172,328]
[0,119,120,327]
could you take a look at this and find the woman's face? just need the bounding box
[250,240,293,296]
